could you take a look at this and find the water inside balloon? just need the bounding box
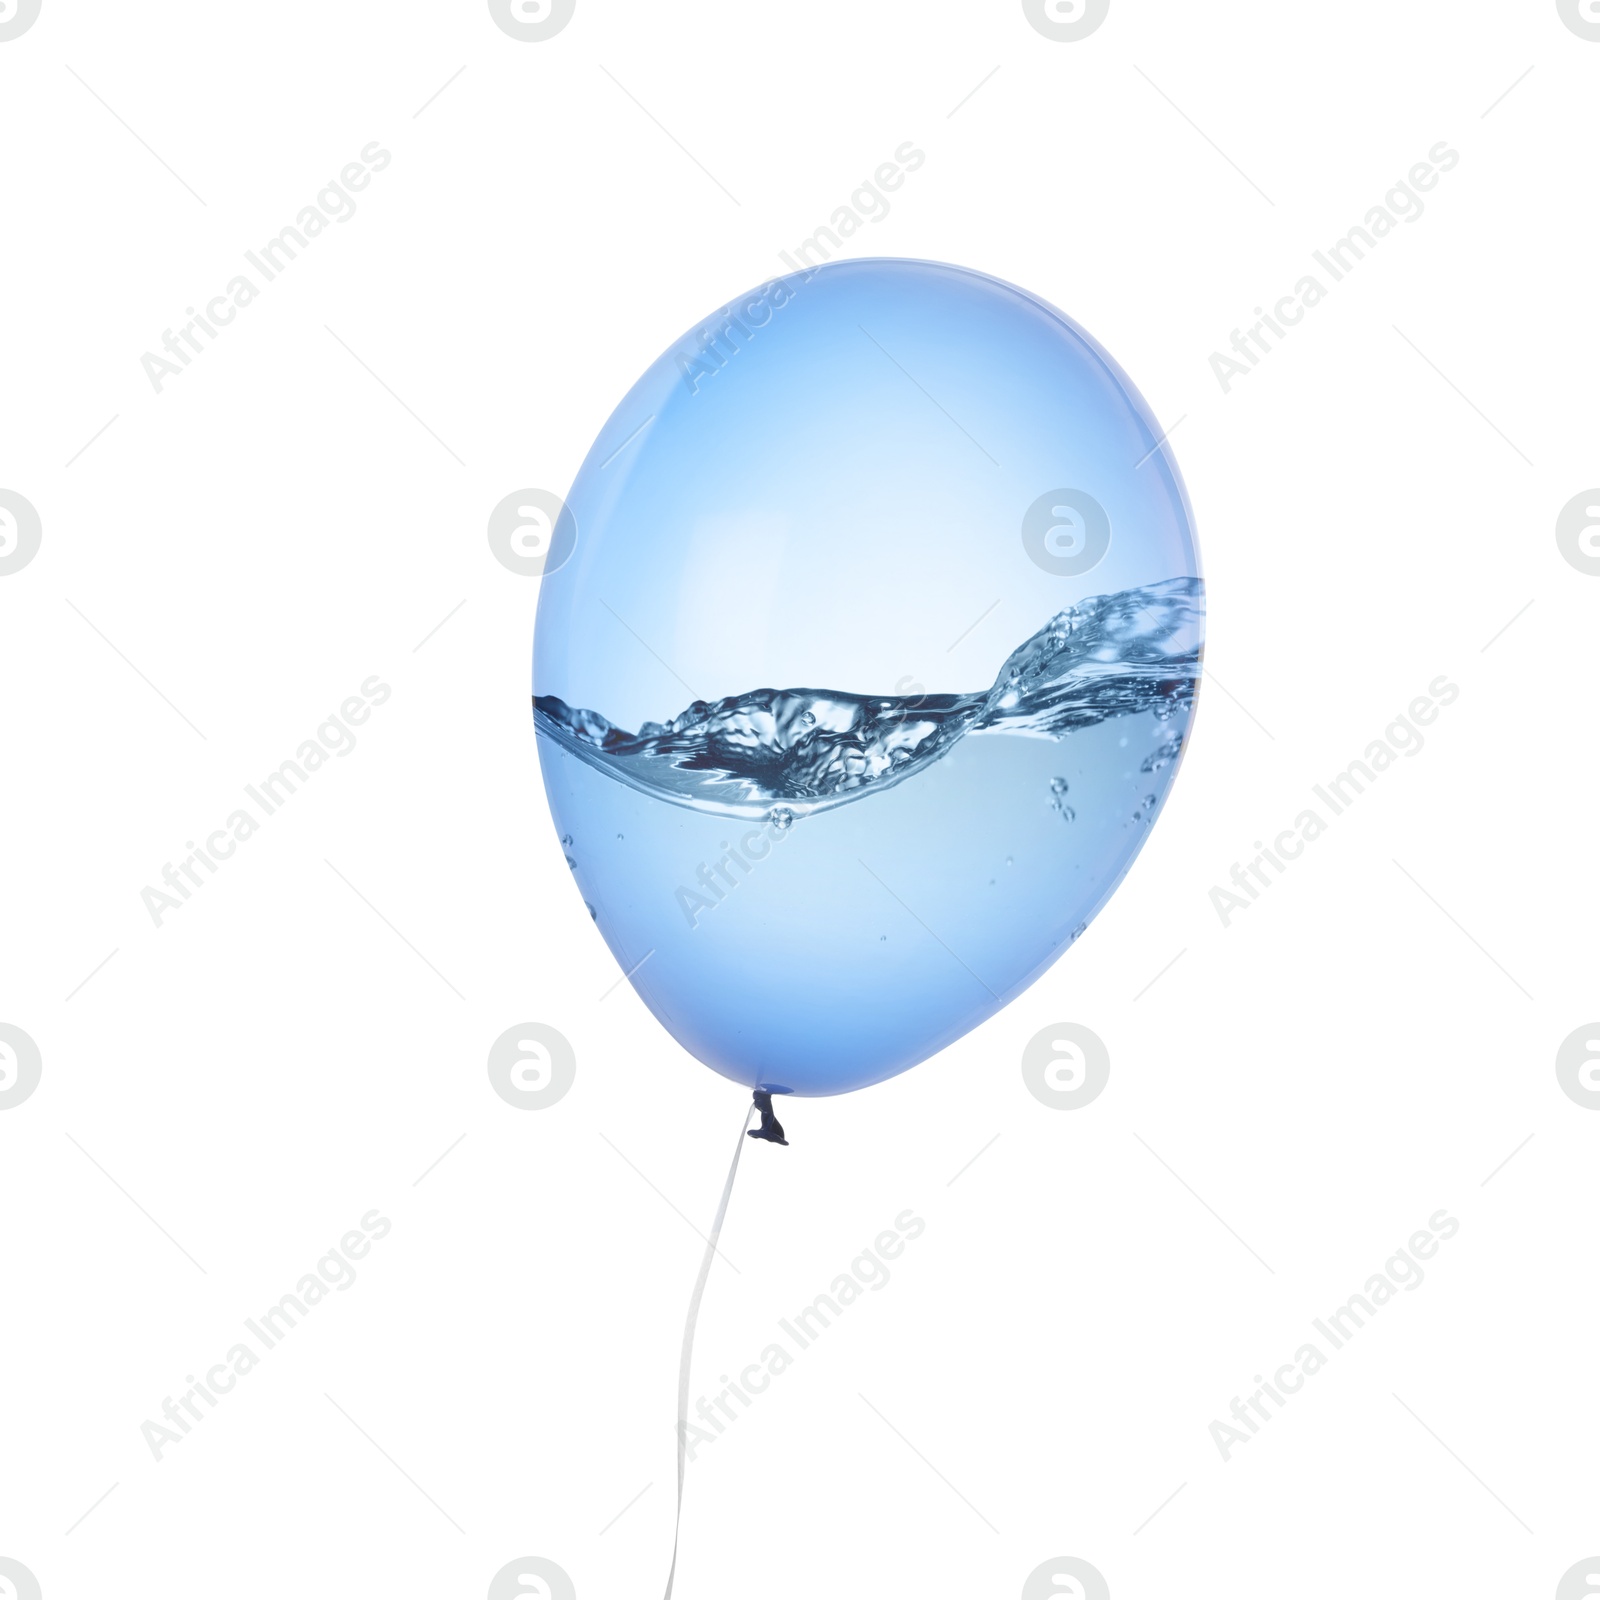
[536,577,1201,1094]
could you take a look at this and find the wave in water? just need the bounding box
[534,576,1203,819]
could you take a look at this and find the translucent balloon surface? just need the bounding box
[535,258,1203,1096]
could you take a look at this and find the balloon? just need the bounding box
[534,258,1202,1096]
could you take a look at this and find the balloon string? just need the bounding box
[662,1095,772,1599]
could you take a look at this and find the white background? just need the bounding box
[1,2,1597,1597]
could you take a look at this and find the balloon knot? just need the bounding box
[747,1090,789,1146]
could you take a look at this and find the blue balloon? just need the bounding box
[535,259,1203,1096]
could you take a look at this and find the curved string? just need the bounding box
[662,1100,759,1600]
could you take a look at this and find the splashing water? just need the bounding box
[535,577,1201,818]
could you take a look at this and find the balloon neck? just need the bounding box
[747,1089,790,1147]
